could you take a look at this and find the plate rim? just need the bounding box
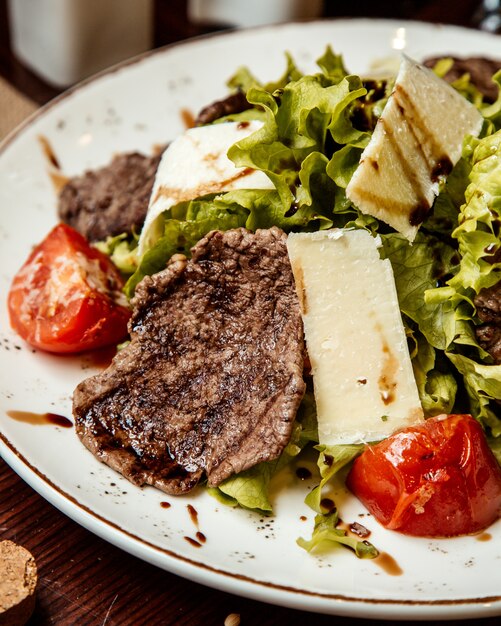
[1,17,501,619]
[3,432,501,620]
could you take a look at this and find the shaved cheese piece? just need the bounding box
[138,120,274,256]
[346,56,483,242]
[287,229,424,445]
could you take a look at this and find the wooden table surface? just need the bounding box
[1,1,500,624]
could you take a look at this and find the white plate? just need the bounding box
[1,19,501,620]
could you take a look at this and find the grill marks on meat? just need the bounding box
[74,227,305,494]
[475,281,501,365]
[58,151,161,242]
[423,56,501,103]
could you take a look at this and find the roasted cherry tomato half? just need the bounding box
[347,414,501,537]
[8,223,131,353]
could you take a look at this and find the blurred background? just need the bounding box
[0,0,496,107]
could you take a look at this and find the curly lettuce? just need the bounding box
[426,130,501,434]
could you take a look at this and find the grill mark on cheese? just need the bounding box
[378,117,431,215]
[393,84,442,162]
[347,182,416,215]
[393,87,434,172]
[291,263,308,315]
[153,167,256,205]
[393,85,453,221]
[376,323,399,406]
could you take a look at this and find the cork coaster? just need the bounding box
[0,76,38,141]
[0,540,37,625]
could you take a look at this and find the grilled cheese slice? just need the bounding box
[287,228,424,445]
[138,120,274,256]
[346,56,483,242]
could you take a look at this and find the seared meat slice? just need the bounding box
[423,56,501,103]
[195,91,253,126]
[74,227,305,494]
[476,281,501,324]
[476,324,501,365]
[58,151,161,242]
[475,281,501,364]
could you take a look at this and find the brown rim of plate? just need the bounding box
[2,430,501,608]
[1,18,501,613]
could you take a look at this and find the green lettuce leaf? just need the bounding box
[424,130,501,438]
[227,51,304,94]
[125,195,249,297]
[480,70,501,132]
[381,232,460,350]
[448,132,501,295]
[488,435,501,465]
[304,444,363,514]
[446,352,501,436]
[227,57,367,215]
[207,461,277,514]
[94,233,139,277]
[412,333,457,416]
[297,511,379,558]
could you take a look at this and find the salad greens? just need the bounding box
[110,49,501,557]
[427,130,501,438]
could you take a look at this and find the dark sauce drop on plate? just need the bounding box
[374,552,403,576]
[180,108,195,129]
[476,532,492,542]
[187,504,199,528]
[38,134,70,194]
[184,536,202,548]
[196,532,206,544]
[349,522,371,539]
[295,467,312,480]
[319,498,336,514]
[160,501,171,509]
[7,410,73,428]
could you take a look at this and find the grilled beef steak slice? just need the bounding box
[423,56,501,103]
[74,227,306,494]
[58,151,161,242]
[475,280,501,365]
[195,91,254,126]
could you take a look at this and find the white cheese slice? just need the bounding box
[346,55,483,242]
[138,120,274,256]
[287,229,424,445]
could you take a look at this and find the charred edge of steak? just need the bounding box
[475,281,501,325]
[475,281,501,365]
[73,227,305,495]
[58,151,161,242]
[423,56,501,103]
[195,91,254,126]
[76,412,202,494]
[476,324,501,365]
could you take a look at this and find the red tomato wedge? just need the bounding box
[8,223,131,354]
[346,414,501,537]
